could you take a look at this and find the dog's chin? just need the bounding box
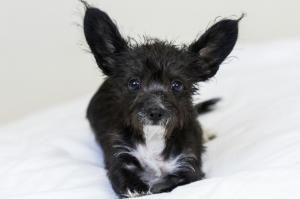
[139,118,168,127]
[136,112,171,127]
[148,121,164,126]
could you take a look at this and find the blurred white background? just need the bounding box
[0,0,299,125]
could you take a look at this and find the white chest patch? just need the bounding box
[129,125,177,186]
[143,125,166,155]
[114,125,196,188]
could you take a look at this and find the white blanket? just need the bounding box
[1,40,300,199]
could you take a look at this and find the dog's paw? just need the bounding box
[150,182,174,194]
[122,189,152,198]
[149,175,184,194]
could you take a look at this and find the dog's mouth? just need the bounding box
[137,111,170,126]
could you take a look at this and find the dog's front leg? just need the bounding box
[108,158,149,198]
[150,169,204,194]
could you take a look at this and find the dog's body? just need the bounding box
[83,4,240,197]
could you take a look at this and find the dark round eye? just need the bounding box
[128,78,141,90]
[171,80,184,92]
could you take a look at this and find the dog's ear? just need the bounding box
[188,18,241,81]
[83,7,128,76]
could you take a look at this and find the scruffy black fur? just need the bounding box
[83,3,240,198]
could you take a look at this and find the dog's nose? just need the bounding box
[147,107,164,122]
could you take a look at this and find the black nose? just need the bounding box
[147,107,164,122]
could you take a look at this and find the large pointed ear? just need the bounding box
[188,17,242,81]
[83,7,128,76]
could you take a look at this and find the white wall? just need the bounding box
[0,0,300,125]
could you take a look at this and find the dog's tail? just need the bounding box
[194,98,221,115]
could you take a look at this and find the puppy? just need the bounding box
[83,4,240,198]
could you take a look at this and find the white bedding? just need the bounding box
[1,40,300,199]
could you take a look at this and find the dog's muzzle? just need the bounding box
[146,107,165,124]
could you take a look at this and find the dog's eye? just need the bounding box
[128,79,141,91]
[171,80,184,92]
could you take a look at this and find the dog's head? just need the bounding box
[83,7,240,133]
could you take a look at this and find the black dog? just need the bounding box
[83,4,240,198]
